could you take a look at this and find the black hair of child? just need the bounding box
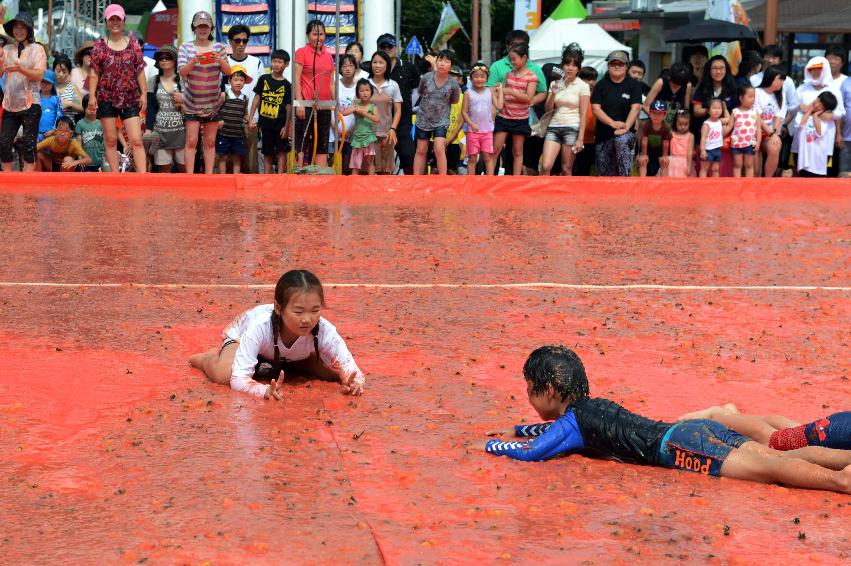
[817,91,838,112]
[628,59,646,72]
[507,43,528,59]
[271,49,290,63]
[265,270,325,376]
[436,49,457,66]
[339,53,357,72]
[355,78,375,97]
[578,66,598,82]
[737,83,754,98]
[55,115,75,130]
[523,345,589,402]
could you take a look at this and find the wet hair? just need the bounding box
[561,43,584,67]
[578,66,598,82]
[759,65,787,106]
[505,30,530,47]
[356,78,375,97]
[271,49,290,63]
[628,59,646,72]
[761,44,783,59]
[669,62,691,86]
[507,43,528,60]
[523,345,589,402]
[436,49,457,65]
[824,44,847,67]
[53,55,73,73]
[228,24,250,40]
[306,19,325,36]
[369,50,392,79]
[816,91,838,112]
[55,115,75,130]
[338,53,357,71]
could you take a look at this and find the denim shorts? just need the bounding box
[731,146,755,156]
[704,147,722,162]
[96,101,141,121]
[659,419,750,477]
[545,126,579,145]
[415,126,448,140]
[216,134,247,156]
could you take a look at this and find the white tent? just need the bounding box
[529,0,632,77]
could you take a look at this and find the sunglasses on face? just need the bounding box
[608,61,625,67]
[231,38,248,45]
[156,55,174,61]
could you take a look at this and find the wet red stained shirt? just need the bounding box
[90,36,145,109]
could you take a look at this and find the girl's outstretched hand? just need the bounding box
[339,370,364,396]
[265,372,285,400]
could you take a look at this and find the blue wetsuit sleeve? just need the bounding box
[514,423,551,437]
[487,412,584,462]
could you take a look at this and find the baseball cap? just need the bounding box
[606,50,630,64]
[229,65,253,83]
[41,69,56,86]
[103,4,126,20]
[650,100,668,112]
[192,11,213,27]
[377,33,396,48]
[450,66,463,76]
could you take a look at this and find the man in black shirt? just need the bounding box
[591,50,642,176]
[375,33,420,175]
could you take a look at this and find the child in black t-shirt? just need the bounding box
[249,49,292,173]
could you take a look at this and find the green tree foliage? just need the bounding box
[400,0,571,66]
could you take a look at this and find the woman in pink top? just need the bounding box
[87,4,147,173]
[178,11,230,174]
[294,19,336,167]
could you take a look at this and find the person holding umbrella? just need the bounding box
[0,11,47,172]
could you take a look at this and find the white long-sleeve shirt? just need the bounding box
[223,304,364,398]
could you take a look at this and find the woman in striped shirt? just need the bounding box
[178,11,230,174]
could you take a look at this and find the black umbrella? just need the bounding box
[666,18,758,43]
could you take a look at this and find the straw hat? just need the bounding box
[75,40,95,66]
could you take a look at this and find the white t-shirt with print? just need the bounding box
[796,116,835,175]
[754,88,786,133]
[331,81,357,143]
[223,304,364,398]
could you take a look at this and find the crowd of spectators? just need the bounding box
[1,4,849,178]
